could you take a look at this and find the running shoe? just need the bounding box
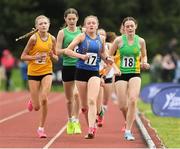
[97,115,104,127]
[74,122,82,134]
[37,129,47,138]
[27,100,33,111]
[66,121,74,135]
[124,131,135,141]
[84,127,96,139]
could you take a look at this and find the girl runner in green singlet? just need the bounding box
[56,8,82,135]
[109,17,150,141]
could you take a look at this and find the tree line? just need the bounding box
[0,0,180,59]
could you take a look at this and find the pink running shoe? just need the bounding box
[27,100,33,111]
[37,129,47,138]
[84,127,96,139]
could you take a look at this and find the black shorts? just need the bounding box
[28,73,52,81]
[115,73,141,82]
[104,78,113,84]
[62,66,76,82]
[75,68,100,82]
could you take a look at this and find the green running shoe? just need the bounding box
[74,122,82,134]
[66,121,74,135]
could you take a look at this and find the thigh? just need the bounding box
[75,80,88,108]
[87,77,101,101]
[63,81,75,99]
[41,74,52,94]
[128,77,141,100]
[28,80,41,103]
[115,80,128,102]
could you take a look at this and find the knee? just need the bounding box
[88,98,95,106]
[66,97,73,105]
[128,97,137,106]
[41,99,47,106]
[73,92,79,99]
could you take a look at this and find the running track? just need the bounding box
[0,91,147,148]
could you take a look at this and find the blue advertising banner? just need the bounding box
[152,86,180,117]
[140,83,179,103]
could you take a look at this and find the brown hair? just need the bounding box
[106,32,117,43]
[64,8,79,18]
[122,17,137,26]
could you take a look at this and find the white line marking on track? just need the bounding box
[0,95,27,106]
[43,125,66,149]
[0,95,61,124]
[0,109,28,124]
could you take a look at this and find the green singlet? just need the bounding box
[118,34,141,74]
[62,27,81,66]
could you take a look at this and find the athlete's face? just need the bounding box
[65,13,78,28]
[124,20,137,36]
[84,17,98,33]
[36,18,50,33]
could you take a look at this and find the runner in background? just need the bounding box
[96,29,117,127]
[56,8,82,135]
[20,15,58,138]
[109,17,150,141]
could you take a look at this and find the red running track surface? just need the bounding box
[0,91,147,148]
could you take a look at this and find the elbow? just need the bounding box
[20,55,25,61]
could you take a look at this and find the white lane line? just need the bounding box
[0,95,27,106]
[0,109,28,124]
[43,125,66,149]
[0,95,61,124]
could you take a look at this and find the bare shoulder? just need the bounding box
[50,34,56,42]
[58,29,64,34]
[77,33,86,42]
[29,34,37,44]
[114,36,123,46]
[139,36,145,44]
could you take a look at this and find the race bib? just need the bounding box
[122,56,134,68]
[84,53,97,66]
[35,52,47,64]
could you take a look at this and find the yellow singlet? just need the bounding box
[27,33,53,76]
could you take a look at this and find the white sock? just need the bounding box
[125,129,131,133]
[38,127,44,131]
[103,105,108,112]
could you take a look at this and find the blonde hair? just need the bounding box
[83,15,99,26]
[35,15,50,27]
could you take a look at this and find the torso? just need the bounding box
[27,32,53,76]
[118,34,141,74]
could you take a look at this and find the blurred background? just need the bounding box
[0,0,180,91]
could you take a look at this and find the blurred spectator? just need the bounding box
[173,54,180,83]
[161,53,176,82]
[1,49,15,91]
[18,61,28,89]
[150,54,163,82]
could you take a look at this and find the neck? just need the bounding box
[67,26,76,32]
[126,34,134,40]
[86,32,97,39]
[38,31,48,41]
